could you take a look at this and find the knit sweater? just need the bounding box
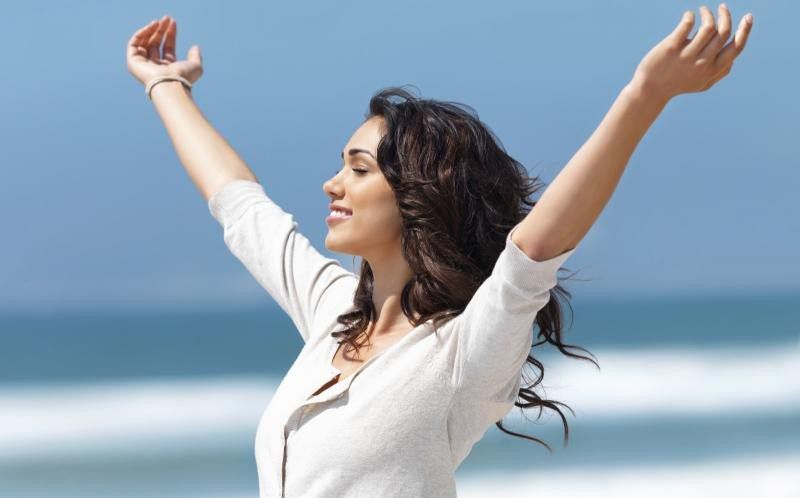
[208,179,576,498]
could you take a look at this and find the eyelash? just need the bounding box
[336,168,368,176]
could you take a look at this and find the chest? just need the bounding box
[254,323,458,469]
[311,336,401,397]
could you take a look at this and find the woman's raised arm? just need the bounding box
[512,5,753,262]
[126,15,258,201]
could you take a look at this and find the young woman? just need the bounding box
[126,6,753,497]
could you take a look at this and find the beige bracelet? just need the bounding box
[145,75,193,100]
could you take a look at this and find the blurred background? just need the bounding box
[1,0,797,497]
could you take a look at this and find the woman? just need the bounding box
[126,6,753,497]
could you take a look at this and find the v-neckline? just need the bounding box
[313,320,433,398]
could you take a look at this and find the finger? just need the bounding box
[163,19,177,63]
[717,4,733,45]
[699,4,732,60]
[147,16,169,61]
[127,19,158,48]
[715,13,753,69]
[682,5,718,59]
[126,20,159,58]
[667,10,695,50]
[187,45,202,66]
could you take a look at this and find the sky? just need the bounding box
[0,0,796,312]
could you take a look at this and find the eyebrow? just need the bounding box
[341,148,376,161]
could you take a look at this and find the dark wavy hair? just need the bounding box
[331,85,599,451]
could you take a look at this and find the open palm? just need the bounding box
[126,15,203,87]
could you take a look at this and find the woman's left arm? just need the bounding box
[514,4,754,262]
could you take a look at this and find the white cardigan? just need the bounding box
[208,179,576,498]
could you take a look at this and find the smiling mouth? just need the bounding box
[326,212,352,224]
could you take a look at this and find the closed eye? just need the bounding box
[335,168,368,176]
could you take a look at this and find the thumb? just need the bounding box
[187,45,202,65]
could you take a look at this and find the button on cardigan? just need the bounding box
[208,179,576,498]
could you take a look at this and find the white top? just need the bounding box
[208,179,577,498]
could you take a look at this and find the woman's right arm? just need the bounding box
[150,80,258,202]
[127,17,359,343]
[127,15,258,201]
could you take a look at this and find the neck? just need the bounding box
[363,251,416,336]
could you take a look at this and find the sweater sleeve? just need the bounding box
[449,221,576,424]
[207,179,359,344]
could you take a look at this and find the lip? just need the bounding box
[325,208,353,225]
[328,203,353,215]
[326,213,352,225]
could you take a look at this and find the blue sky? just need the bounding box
[0,0,795,312]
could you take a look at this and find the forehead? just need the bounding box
[345,116,384,150]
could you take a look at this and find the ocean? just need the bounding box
[1,292,798,497]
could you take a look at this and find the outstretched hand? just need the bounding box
[632,4,753,102]
[126,15,204,87]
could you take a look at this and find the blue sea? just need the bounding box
[1,293,798,498]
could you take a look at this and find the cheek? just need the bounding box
[360,203,400,229]
[350,179,402,234]
[356,196,402,233]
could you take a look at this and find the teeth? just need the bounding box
[330,210,352,218]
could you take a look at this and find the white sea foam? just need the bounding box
[456,453,800,498]
[0,376,279,462]
[518,340,800,420]
[0,342,797,461]
[97,454,800,498]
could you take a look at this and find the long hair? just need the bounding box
[331,85,598,451]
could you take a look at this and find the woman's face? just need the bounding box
[322,116,402,258]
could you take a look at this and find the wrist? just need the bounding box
[149,79,192,102]
[624,77,671,108]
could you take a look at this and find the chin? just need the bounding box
[324,235,348,255]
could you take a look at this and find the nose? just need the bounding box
[323,170,342,198]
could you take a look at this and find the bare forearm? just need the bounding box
[150,81,259,201]
[513,80,670,261]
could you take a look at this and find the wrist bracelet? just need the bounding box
[145,75,193,100]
